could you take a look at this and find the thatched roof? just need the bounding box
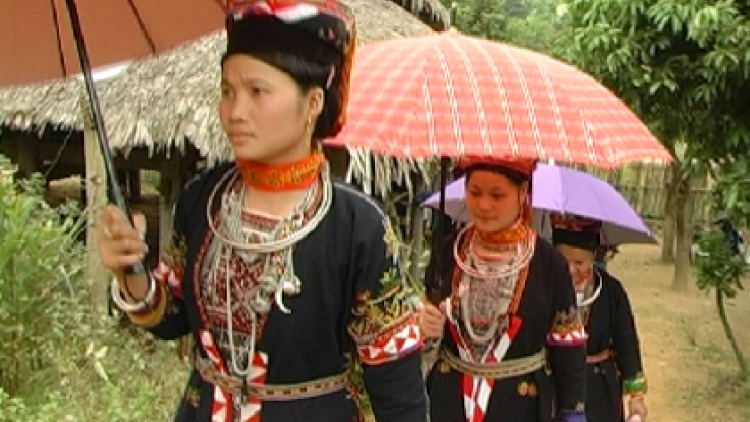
[389,0,451,30]
[0,0,435,165]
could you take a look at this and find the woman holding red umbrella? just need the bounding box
[94,1,427,421]
[419,157,587,422]
[550,213,648,422]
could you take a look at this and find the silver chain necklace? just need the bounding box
[205,165,333,376]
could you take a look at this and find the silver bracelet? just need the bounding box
[110,273,157,313]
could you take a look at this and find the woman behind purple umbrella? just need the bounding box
[93,2,428,421]
[418,156,587,422]
[550,213,648,422]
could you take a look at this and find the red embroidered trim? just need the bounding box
[356,314,423,365]
[236,153,324,192]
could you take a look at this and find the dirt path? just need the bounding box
[609,244,749,422]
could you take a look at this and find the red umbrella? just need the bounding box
[0,0,228,87]
[2,0,229,275]
[327,30,672,168]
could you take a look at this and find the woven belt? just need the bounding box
[195,355,349,401]
[586,349,613,364]
[439,348,546,379]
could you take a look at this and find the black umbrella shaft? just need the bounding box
[426,157,452,304]
[64,0,145,276]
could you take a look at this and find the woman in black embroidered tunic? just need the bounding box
[419,157,587,422]
[550,213,648,422]
[95,2,427,422]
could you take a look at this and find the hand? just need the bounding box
[96,205,148,275]
[417,300,447,340]
[627,397,647,422]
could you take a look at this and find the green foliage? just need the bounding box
[0,154,185,421]
[0,295,187,421]
[0,155,85,396]
[0,387,27,422]
[694,230,745,297]
[561,0,750,165]
[440,0,565,53]
[709,159,750,228]
[693,227,748,381]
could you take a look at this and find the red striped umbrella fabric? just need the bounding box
[328,31,672,168]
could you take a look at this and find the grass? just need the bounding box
[680,339,749,422]
[0,299,188,422]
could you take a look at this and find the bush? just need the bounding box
[694,230,746,297]
[0,155,85,396]
[0,155,186,421]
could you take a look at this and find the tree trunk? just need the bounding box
[661,215,675,262]
[661,164,681,262]
[671,172,691,291]
[716,289,749,380]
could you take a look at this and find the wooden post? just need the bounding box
[80,96,109,318]
[633,163,647,214]
[158,152,182,255]
[128,170,142,202]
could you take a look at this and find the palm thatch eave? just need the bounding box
[389,0,451,30]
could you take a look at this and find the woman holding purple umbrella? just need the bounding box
[550,213,648,422]
[419,156,587,422]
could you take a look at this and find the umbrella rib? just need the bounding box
[49,0,68,77]
[126,0,156,53]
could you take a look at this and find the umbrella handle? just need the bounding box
[64,0,145,276]
[424,158,453,305]
[425,287,443,305]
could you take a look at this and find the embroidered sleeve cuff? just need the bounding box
[546,323,587,347]
[353,313,423,366]
[153,260,185,299]
[623,373,648,396]
[547,307,587,347]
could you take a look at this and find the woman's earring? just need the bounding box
[305,116,315,146]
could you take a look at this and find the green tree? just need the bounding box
[561,0,750,290]
[694,228,747,380]
[701,157,750,381]
[440,0,564,53]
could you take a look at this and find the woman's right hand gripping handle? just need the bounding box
[96,205,149,297]
[418,300,448,341]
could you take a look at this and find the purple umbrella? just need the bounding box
[422,163,655,245]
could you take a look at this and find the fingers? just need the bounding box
[132,213,147,239]
[96,205,148,271]
[418,300,447,339]
[99,206,146,240]
[438,299,450,314]
[422,302,443,318]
